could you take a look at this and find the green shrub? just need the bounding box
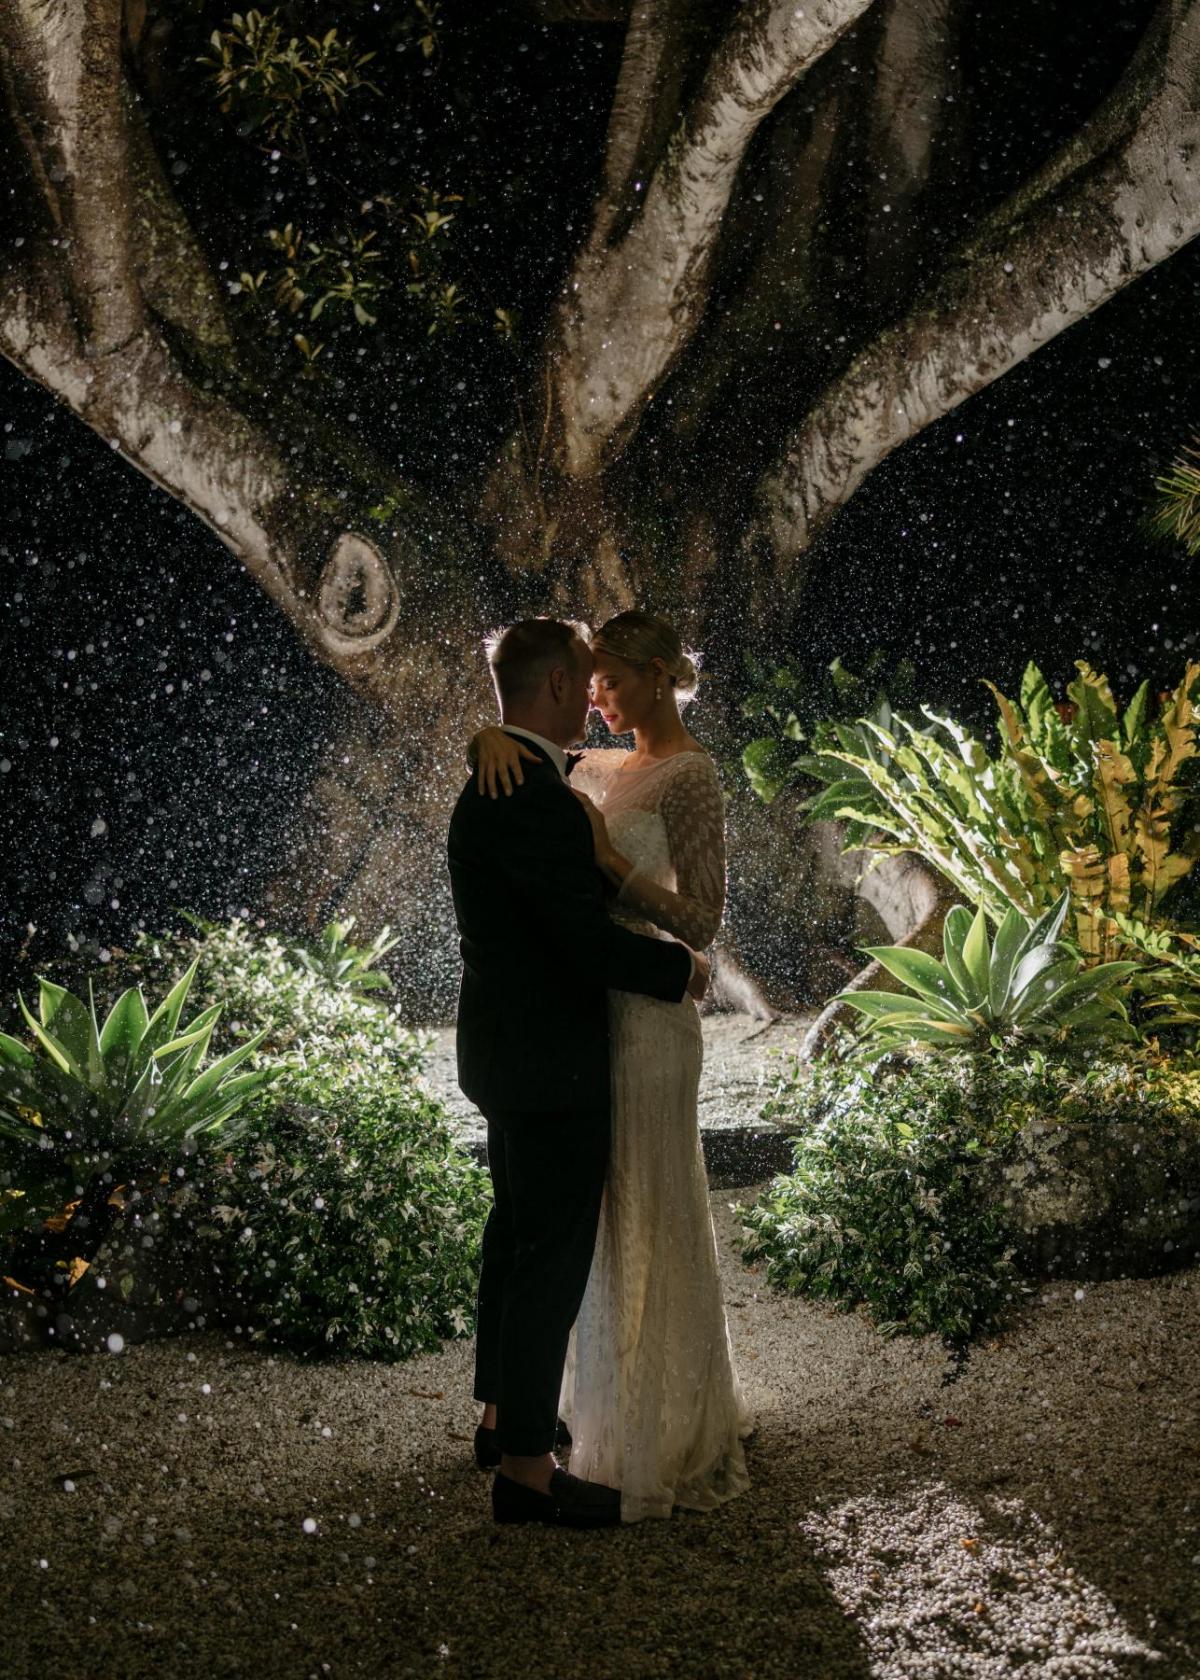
[4,921,485,1363]
[102,916,426,1068]
[740,651,922,805]
[743,1043,1200,1342]
[177,1057,489,1360]
[744,1051,1024,1342]
[286,915,400,996]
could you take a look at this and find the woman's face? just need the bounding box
[590,651,658,735]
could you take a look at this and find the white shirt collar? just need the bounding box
[502,726,569,781]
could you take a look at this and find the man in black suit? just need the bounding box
[447,618,706,1528]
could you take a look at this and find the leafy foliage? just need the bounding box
[794,659,1200,963]
[196,5,500,375]
[200,10,380,148]
[837,892,1138,1060]
[1151,437,1200,555]
[177,1058,489,1360]
[233,184,469,365]
[1109,912,1200,1029]
[743,1050,1026,1342]
[286,914,400,996]
[743,1043,1200,1342]
[740,651,921,804]
[107,915,425,1066]
[3,920,486,1362]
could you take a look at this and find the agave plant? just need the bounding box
[835,892,1140,1061]
[798,659,1200,965]
[288,915,399,995]
[0,961,273,1245]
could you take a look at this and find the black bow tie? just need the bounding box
[564,751,584,778]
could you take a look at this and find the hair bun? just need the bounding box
[673,652,700,697]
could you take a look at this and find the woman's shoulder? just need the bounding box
[664,746,720,783]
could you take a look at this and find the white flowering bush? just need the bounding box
[111,916,426,1070]
[172,1056,489,1359]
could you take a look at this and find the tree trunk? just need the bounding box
[483,0,876,570]
[6,0,1200,1025]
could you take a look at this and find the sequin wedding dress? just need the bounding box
[561,747,752,1522]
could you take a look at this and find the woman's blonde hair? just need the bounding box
[590,611,701,702]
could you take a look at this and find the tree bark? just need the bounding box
[856,0,964,311]
[483,0,877,574]
[758,0,1200,575]
[668,0,963,459]
[547,0,877,481]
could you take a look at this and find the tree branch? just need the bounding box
[0,2,479,696]
[670,0,962,454]
[549,0,878,478]
[759,0,1200,573]
[856,0,962,306]
[592,0,695,247]
[0,0,145,356]
[124,90,234,355]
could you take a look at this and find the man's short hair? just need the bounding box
[486,617,587,706]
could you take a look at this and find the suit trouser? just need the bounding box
[473,1103,610,1457]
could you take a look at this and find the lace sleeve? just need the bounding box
[617,754,726,948]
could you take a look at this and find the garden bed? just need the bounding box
[744,1046,1200,1343]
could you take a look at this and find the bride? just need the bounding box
[472,610,752,1522]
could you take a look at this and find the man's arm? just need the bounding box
[496,780,691,1002]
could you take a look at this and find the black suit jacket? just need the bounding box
[447,741,691,1114]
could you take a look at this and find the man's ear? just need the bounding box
[548,665,566,703]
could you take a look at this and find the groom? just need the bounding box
[447,618,707,1528]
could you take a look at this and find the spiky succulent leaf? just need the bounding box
[142,957,200,1054]
[17,993,77,1077]
[857,947,959,1008]
[987,906,1027,1017]
[961,905,992,1001]
[98,986,151,1089]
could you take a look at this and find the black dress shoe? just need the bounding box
[491,1468,620,1529]
[474,1417,572,1471]
[548,1467,620,1529]
[492,1472,557,1525]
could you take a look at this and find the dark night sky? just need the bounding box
[3,0,1200,993]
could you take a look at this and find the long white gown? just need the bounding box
[561,747,753,1522]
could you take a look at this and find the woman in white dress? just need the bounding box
[472,611,752,1522]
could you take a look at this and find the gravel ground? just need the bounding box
[2,1197,1198,1680]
